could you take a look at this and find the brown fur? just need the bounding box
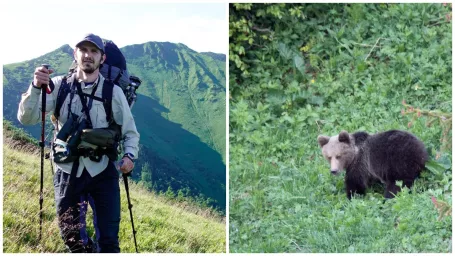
[318,130,428,199]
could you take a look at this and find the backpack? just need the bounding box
[100,40,130,91]
[54,40,133,124]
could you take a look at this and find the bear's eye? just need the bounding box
[328,156,332,161]
[336,155,341,159]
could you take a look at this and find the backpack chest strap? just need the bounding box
[75,82,98,127]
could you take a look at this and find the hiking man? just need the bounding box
[17,33,140,253]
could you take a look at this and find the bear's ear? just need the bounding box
[338,131,351,144]
[317,135,330,147]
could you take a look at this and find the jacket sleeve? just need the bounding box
[17,76,62,125]
[111,85,140,159]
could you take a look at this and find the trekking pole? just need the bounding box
[119,76,141,252]
[122,172,138,252]
[45,124,54,175]
[38,64,50,241]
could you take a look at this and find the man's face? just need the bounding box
[74,42,105,74]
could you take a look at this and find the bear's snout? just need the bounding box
[330,169,340,175]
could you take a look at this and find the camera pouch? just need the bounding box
[80,123,121,148]
[80,123,121,162]
[53,139,79,163]
[53,117,91,164]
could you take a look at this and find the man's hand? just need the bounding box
[33,66,54,88]
[119,156,134,174]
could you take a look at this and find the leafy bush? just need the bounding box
[230,3,452,253]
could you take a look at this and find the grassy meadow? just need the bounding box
[3,121,225,253]
[229,3,452,253]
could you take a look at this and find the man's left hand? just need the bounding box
[119,156,134,174]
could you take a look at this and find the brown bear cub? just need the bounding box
[317,130,428,199]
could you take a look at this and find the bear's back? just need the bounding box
[366,130,428,181]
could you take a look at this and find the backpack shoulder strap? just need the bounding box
[113,68,124,85]
[102,79,114,123]
[54,76,71,120]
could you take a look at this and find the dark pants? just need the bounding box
[79,194,99,251]
[53,161,120,253]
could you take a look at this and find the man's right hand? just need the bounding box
[33,66,54,88]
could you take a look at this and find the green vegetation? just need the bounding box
[229,3,451,253]
[3,122,225,253]
[3,41,226,211]
[3,119,38,148]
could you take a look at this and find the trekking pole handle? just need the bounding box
[41,64,55,93]
[116,160,133,176]
[40,64,50,91]
[41,64,50,83]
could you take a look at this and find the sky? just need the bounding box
[0,0,227,64]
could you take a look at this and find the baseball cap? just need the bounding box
[76,33,105,53]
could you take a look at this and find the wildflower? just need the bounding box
[300,45,310,52]
[311,79,315,84]
[431,196,437,205]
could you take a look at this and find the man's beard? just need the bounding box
[79,59,100,74]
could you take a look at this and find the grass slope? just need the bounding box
[3,124,225,253]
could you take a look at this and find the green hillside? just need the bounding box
[3,41,226,210]
[3,121,225,253]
